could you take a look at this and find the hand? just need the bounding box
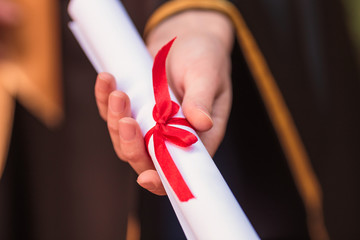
[95,10,234,195]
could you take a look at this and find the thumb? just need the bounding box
[181,76,217,132]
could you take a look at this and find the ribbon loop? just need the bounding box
[145,38,198,202]
[152,101,179,123]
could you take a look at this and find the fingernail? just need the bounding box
[197,107,213,124]
[98,73,113,91]
[109,93,125,114]
[119,119,136,141]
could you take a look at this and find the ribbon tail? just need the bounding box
[152,38,176,120]
[153,132,194,202]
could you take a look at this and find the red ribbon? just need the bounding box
[144,38,197,202]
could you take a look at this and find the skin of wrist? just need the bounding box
[146,9,234,55]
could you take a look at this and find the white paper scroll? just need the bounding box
[68,0,259,239]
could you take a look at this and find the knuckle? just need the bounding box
[115,149,127,162]
[107,121,119,135]
[98,109,108,121]
[122,149,141,162]
[95,93,109,105]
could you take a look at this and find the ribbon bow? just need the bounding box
[144,38,197,202]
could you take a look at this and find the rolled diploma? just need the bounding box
[68,0,258,239]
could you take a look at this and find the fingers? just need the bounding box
[106,90,150,172]
[116,117,164,195]
[179,62,232,155]
[95,72,165,196]
[181,68,218,132]
[107,91,131,148]
[118,118,155,174]
[198,85,232,156]
[95,72,116,121]
[137,170,166,196]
